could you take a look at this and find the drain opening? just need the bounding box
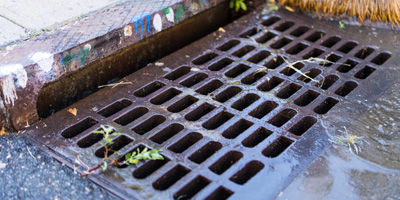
[314,97,338,114]
[303,48,324,59]
[202,111,234,130]
[316,74,339,90]
[132,156,170,179]
[320,53,342,67]
[354,46,374,59]
[335,81,358,96]
[256,32,277,43]
[168,132,203,153]
[290,26,310,37]
[231,93,260,111]
[149,123,184,144]
[268,108,297,127]
[173,176,210,200]
[222,119,253,139]
[150,88,182,105]
[134,81,165,97]
[205,186,233,200]
[225,64,250,78]
[175,96,203,112]
[185,103,216,121]
[229,161,264,185]
[337,41,357,53]
[274,21,294,32]
[114,107,148,126]
[276,83,301,99]
[262,136,293,158]
[305,30,325,42]
[249,101,278,119]
[188,141,222,164]
[196,79,223,95]
[270,37,292,49]
[180,73,208,88]
[77,131,103,148]
[242,127,272,147]
[232,45,256,57]
[261,16,280,26]
[241,71,267,85]
[294,90,320,106]
[280,63,304,76]
[298,68,321,83]
[371,52,391,65]
[61,117,98,138]
[192,53,219,65]
[214,86,242,103]
[217,40,240,51]
[95,135,133,158]
[288,116,317,136]
[240,27,260,38]
[164,66,191,81]
[208,58,233,71]
[209,151,242,175]
[257,76,284,91]
[321,36,341,48]
[248,51,271,64]
[336,59,358,73]
[264,56,285,69]
[132,115,166,135]
[286,42,309,55]
[152,165,190,190]
[98,99,132,117]
[354,65,376,79]
[168,96,199,113]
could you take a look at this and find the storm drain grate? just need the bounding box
[27,8,392,200]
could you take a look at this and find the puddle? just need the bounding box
[279,80,400,199]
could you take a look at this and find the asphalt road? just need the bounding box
[0,133,118,200]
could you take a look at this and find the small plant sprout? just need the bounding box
[79,125,164,175]
[123,147,164,165]
[93,125,121,145]
[330,127,362,154]
[339,21,345,29]
[230,0,247,12]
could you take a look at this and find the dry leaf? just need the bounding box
[0,127,7,136]
[218,27,226,33]
[67,108,78,116]
[285,6,294,12]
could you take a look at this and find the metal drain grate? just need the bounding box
[27,8,392,200]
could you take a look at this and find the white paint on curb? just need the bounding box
[166,7,174,22]
[31,52,54,72]
[0,64,28,106]
[124,25,133,37]
[153,14,162,32]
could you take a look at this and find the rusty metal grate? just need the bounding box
[26,8,392,200]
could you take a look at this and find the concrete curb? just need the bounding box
[0,0,228,130]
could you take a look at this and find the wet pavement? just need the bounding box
[0,134,118,199]
[278,80,400,200]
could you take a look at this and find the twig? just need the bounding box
[76,155,89,171]
[98,81,132,89]
[27,146,36,161]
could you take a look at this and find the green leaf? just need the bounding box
[102,162,108,171]
[125,153,132,160]
[240,1,247,11]
[230,0,234,8]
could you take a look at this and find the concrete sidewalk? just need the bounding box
[0,0,122,48]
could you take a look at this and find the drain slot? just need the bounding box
[262,136,293,158]
[150,124,184,144]
[242,127,272,147]
[229,161,264,185]
[188,141,222,164]
[153,165,190,190]
[174,176,210,200]
[61,118,98,138]
[209,151,242,175]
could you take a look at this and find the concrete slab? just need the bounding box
[0,16,27,47]
[0,0,122,30]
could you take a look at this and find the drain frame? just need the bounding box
[26,6,396,200]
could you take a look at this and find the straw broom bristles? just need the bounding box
[279,0,400,25]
